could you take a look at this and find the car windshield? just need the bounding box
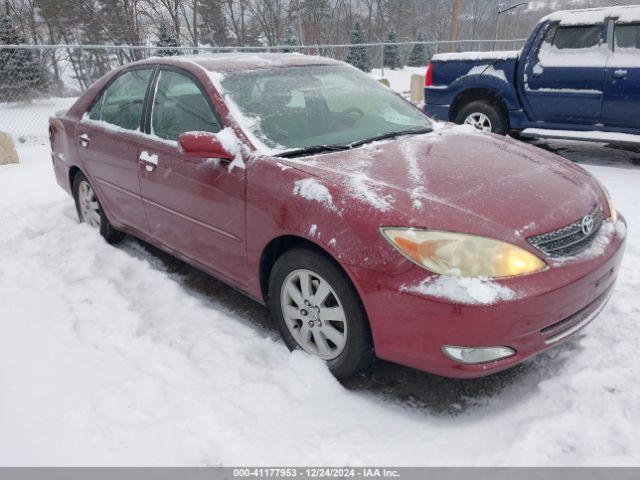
[219,64,432,152]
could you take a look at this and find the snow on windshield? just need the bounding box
[215,65,431,154]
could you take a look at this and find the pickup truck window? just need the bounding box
[615,24,640,50]
[553,25,602,50]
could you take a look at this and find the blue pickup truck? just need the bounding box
[424,5,640,144]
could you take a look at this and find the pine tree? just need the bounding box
[198,0,228,47]
[282,26,299,53]
[156,22,179,57]
[345,22,371,72]
[0,14,49,102]
[383,30,401,70]
[407,32,427,67]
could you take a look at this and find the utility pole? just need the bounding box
[450,0,462,52]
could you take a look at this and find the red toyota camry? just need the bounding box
[49,53,626,379]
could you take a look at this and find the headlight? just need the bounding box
[601,185,618,223]
[381,228,547,278]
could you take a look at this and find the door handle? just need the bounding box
[78,133,90,147]
[613,69,628,79]
[139,150,159,172]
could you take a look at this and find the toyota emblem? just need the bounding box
[581,214,595,236]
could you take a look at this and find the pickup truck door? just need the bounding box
[602,22,640,129]
[522,23,608,125]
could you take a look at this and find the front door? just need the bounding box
[523,22,608,125]
[76,67,154,233]
[602,22,640,129]
[137,68,247,286]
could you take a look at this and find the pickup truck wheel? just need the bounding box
[455,100,508,135]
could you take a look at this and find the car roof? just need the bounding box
[541,5,640,26]
[137,52,344,74]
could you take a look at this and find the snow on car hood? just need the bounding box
[282,125,604,245]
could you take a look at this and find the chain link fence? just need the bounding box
[0,39,526,144]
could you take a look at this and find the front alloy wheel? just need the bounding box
[269,248,374,378]
[280,269,347,360]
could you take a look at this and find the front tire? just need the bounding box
[268,248,374,379]
[72,172,124,244]
[455,100,509,135]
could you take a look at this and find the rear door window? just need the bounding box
[90,69,153,130]
[615,24,640,50]
[552,25,603,49]
[151,70,222,141]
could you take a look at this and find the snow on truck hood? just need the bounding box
[282,126,603,245]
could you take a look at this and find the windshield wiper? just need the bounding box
[276,127,433,158]
[277,144,352,158]
[348,127,433,148]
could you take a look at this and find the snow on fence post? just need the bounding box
[0,132,19,165]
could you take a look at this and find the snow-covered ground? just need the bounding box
[371,66,426,97]
[0,97,77,145]
[1,72,640,466]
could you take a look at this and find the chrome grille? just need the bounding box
[527,205,603,258]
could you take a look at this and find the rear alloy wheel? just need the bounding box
[77,180,101,228]
[72,172,124,244]
[269,248,374,378]
[463,112,493,132]
[455,100,509,135]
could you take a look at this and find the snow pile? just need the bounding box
[432,51,519,62]
[403,276,516,305]
[292,178,336,211]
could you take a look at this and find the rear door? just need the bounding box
[136,67,248,285]
[523,22,608,124]
[602,22,640,128]
[76,67,154,233]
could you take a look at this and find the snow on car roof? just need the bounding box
[541,5,640,26]
[156,52,343,73]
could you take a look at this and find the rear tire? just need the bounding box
[455,100,509,135]
[268,247,374,379]
[72,171,124,244]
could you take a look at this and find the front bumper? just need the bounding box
[352,219,626,379]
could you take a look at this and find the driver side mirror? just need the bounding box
[178,131,235,161]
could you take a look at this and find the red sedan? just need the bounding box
[49,54,626,379]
